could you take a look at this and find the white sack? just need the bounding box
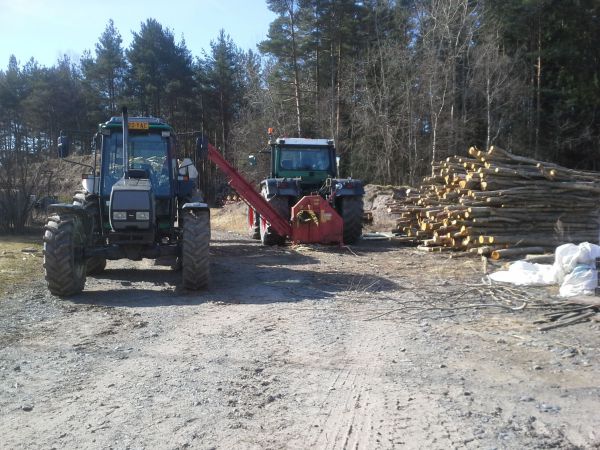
[489,242,600,297]
[559,264,598,297]
[488,260,556,285]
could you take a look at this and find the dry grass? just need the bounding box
[0,235,44,296]
[210,202,248,235]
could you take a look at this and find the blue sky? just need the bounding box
[0,0,276,68]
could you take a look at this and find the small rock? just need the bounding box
[538,403,561,413]
[21,404,34,412]
[561,348,577,358]
[13,365,21,372]
[533,365,543,370]
[439,364,447,369]
[519,396,535,402]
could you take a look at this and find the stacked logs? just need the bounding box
[388,146,600,258]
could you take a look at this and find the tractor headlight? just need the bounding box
[136,211,150,221]
[113,211,127,220]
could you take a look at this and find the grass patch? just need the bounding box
[210,203,248,235]
[0,235,44,296]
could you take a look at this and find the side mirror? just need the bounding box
[195,136,209,160]
[58,134,70,158]
[248,155,257,167]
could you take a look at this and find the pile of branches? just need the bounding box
[388,146,600,259]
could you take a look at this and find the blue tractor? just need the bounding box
[43,108,210,296]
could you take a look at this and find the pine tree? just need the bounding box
[126,19,194,120]
[81,19,126,116]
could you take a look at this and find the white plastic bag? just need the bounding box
[488,260,556,286]
[559,264,598,297]
[489,242,600,297]
[553,243,600,283]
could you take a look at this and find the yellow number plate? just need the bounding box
[129,121,149,130]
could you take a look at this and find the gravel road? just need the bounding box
[1,230,599,449]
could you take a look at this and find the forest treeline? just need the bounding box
[1,0,600,187]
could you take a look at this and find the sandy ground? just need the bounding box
[1,211,599,449]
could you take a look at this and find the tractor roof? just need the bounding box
[100,116,172,132]
[274,138,334,147]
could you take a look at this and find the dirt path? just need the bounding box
[1,230,599,449]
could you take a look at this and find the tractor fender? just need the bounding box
[261,178,300,198]
[48,203,89,218]
[331,179,365,197]
[48,203,96,244]
[182,202,210,211]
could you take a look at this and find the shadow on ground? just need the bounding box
[65,237,400,308]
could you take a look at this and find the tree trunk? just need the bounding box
[288,0,302,137]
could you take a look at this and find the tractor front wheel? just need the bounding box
[259,195,289,246]
[73,192,106,275]
[339,196,364,244]
[182,209,210,289]
[43,215,86,297]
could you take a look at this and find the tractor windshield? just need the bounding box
[101,132,171,197]
[279,147,331,171]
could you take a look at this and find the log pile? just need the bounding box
[388,146,600,257]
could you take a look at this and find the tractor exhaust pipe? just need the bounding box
[122,106,129,177]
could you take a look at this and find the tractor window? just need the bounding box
[102,132,171,197]
[279,147,331,171]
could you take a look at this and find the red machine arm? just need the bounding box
[206,143,292,238]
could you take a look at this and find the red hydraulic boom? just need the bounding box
[206,143,292,238]
[206,143,343,245]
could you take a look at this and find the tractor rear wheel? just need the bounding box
[259,195,289,246]
[73,192,106,275]
[339,196,363,244]
[182,209,210,289]
[247,206,260,240]
[43,215,86,297]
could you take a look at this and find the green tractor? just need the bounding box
[248,133,365,245]
[43,108,210,297]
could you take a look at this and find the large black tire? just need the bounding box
[73,192,106,275]
[182,209,210,290]
[43,215,86,297]
[339,196,364,244]
[259,195,289,246]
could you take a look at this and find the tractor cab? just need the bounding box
[98,116,179,244]
[270,138,337,192]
